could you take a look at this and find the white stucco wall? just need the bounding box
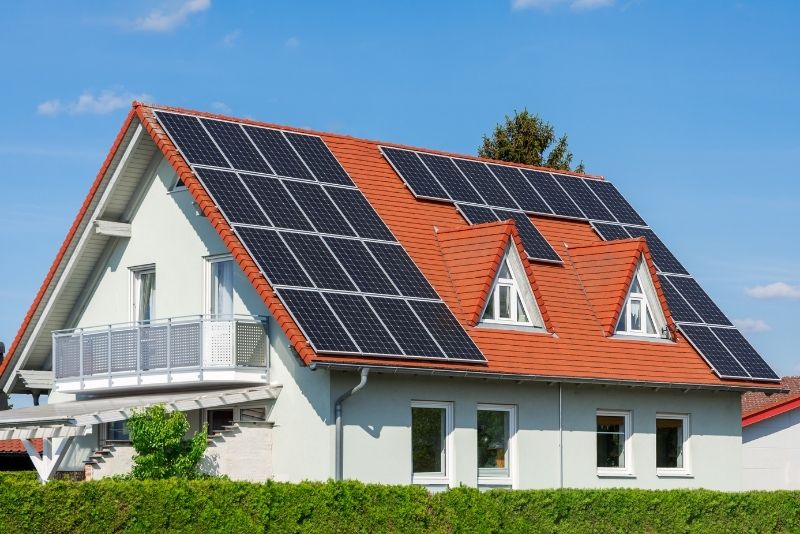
[743,408,800,490]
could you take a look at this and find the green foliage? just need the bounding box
[0,474,798,533]
[479,109,585,173]
[125,405,207,480]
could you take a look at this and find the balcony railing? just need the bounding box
[52,315,269,392]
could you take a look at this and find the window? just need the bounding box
[480,247,544,328]
[131,266,156,322]
[411,401,453,486]
[615,260,667,338]
[596,410,633,476]
[477,404,516,487]
[656,414,690,476]
[208,256,234,317]
[105,421,130,443]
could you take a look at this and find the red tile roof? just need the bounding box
[742,377,800,426]
[0,438,41,454]
[0,102,781,392]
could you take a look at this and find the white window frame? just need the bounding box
[476,403,518,488]
[410,400,455,488]
[596,409,634,477]
[480,246,544,329]
[655,413,692,477]
[130,265,156,323]
[615,260,667,339]
[204,254,235,317]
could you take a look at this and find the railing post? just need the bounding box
[52,332,58,381]
[232,320,237,368]
[198,317,204,382]
[107,325,112,389]
[78,329,84,391]
[136,322,142,385]
[166,318,172,383]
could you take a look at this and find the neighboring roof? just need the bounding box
[569,238,670,337]
[742,376,800,426]
[0,102,782,392]
[0,438,41,454]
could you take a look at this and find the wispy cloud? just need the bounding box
[732,318,771,333]
[36,89,152,116]
[210,101,232,114]
[132,0,210,32]
[744,282,800,300]
[222,29,241,47]
[512,0,614,11]
[285,36,301,49]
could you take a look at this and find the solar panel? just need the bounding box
[366,242,438,299]
[243,126,314,181]
[454,159,519,209]
[194,168,271,227]
[586,180,646,226]
[367,297,444,358]
[408,300,484,361]
[456,204,499,225]
[280,231,357,291]
[234,227,312,287]
[324,237,399,295]
[678,324,748,378]
[282,181,356,237]
[553,174,615,221]
[487,164,552,214]
[520,170,584,219]
[276,289,358,353]
[239,174,314,231]
[154,111,230,168]
[712,327,779,380]
[325,186,395,241]
[592,222,631,241]
[284,132,355,186]
[493,210,561,263]
[419,153,484,204]
[666,275,732,326]
[322,293,403,356]
[623,227,689,275]
[657,275,702,324]
[380,147,449,200]
[201,119,273,174]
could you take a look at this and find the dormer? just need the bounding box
[613,258,668,339]
[480,245,545,329]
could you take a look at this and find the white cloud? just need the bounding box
[210,101,232,114]
[132,0,210,32]
[732,318,771,333]
[512,0,614,11]
[222,29,241,47]
[36,90,152,116]
[285,36,301,48]
[744,282,800,300]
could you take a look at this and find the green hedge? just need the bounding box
[0,473,798,533]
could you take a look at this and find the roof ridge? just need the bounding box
[133,101,604,180]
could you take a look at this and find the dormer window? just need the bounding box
[480,246,545,329]
[615,259,668,339]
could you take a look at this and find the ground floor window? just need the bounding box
[656,414,690,475]
[596,410,633,476]
[477,404,516,487]
[105,420,130,443]
[411,401,453,486]
[206,409,235,434]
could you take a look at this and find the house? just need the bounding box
[0,439,40,471]
[742,376,800,489]
[0,103,782,488]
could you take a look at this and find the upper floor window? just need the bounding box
[208,256,234,317]
[656,414,690,476]
[480,247,545,329]
[615,260,667,338]
[597,410,633,477]
[411,401,453,487]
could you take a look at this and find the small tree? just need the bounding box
[479,109,585,173]
[126,404,208,479]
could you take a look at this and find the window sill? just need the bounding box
[476,323,550,335]
[596,469,636,478]
[609,333,674,344]
[657,470,693,478]
[412,475,450,487]
[478,476,513,487]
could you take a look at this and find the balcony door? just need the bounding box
[208,257,234,318]
[132,267,156,323]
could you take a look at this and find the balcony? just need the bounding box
[52,315,269,393]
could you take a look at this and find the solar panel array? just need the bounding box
[154,110,485,363]
[381,146,778,382]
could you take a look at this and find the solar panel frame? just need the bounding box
[239,174,314,231]
[325,186,396,241]
[408,300,484,361]
[419,153,485,204]
[657,275,703,324]
[279,231,358,291]
[553,174,616,222]
[201,119,274,175]
[284,132,355,186]
[322,292,404,356]
[678,324,749,378]
[453,159,519,210]
[194,168,272,227]
[623,227,689,275]
[519,169,584,219]
[234,227,313,288]
[380,147,450,200]
[243,126,315,181]
[711,327,779,380]
[367,296,445,359]
[154,111,231,168]
[487,164,553,215]
[366,242,439,299]
[591,222,632,241]
[456,204,500,225]
[324,237,400,295]
[493,209,562,263]
[666,275,732,326]
[276,288,359,353]
[586,180,647,226]
[282,180,358,237]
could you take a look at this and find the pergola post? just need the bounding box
[22,436,74,483]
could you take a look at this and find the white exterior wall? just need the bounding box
[333,373,743,490]
[743,408,800,490]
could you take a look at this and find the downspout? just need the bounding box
[334,368,369,481]
[558,383,563,489]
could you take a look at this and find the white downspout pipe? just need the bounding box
[334,368,369,481]
[559,382,564,489]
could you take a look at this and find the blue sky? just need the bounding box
[0,0,798,405]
